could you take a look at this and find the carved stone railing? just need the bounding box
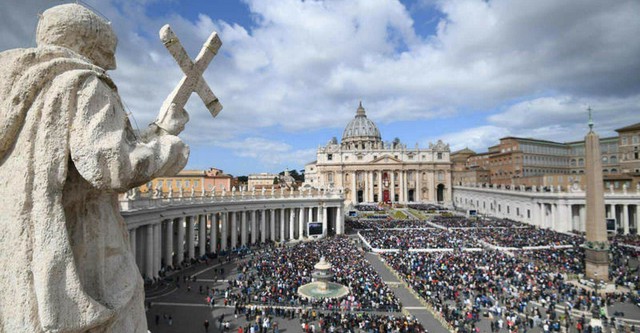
[119,190,344,212]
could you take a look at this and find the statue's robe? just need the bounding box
[0,45,188,332]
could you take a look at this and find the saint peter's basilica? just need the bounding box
[304,103,453,206]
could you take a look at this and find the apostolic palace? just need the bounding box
[304,102,453,206]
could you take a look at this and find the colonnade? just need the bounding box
[126,204,344,280]
[453,185,640,234]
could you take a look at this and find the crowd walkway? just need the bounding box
[364,252,450,333]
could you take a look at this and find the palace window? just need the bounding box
[185,180,190,188]
[327,154,333,161]
[437,152,443,160]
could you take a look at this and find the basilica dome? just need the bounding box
[341,102,382,144]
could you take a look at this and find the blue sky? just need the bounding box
[2,0,639,176]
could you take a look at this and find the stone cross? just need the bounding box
[158,25,223,118]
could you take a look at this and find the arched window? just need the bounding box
[610,155,617,164]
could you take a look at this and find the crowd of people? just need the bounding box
[355,204,386,212]
[472,227,584,248]
[228,236,401,312]
[430,216,529,229]
[361,229,482,250]
[347,219,433,230]
[407,203,446,211]
[382,250,635,332]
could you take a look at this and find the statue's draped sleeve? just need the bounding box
[70,75,189,191]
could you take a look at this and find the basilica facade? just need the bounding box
[304,103,452,206]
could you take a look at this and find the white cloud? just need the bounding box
[2,0,639,173]
[432,125,510,152]
[216,137,317,168]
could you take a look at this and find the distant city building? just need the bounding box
[248,173,278,189]
[304,102,453,205]
[616,122,640,175]
[139,167,234,195]
[451,122,640,191]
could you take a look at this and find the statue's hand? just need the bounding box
[154,103,189,136]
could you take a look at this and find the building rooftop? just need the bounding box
[615,122,640,132]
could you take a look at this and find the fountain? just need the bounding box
[297,257,350,299]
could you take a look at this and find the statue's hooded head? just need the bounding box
[36,4,117,70]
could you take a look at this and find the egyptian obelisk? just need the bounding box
[584,107,609,281]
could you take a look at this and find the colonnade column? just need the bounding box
[241,211,248,247]
[176,216,185,264]
[153,224,161,277]
[231,212,238,249]
[210,213,217,253]
[251,210,257,244]
[623,204,630,235]
[198,215,206,256]
[390,171,395,202]
[186,216,195,260]
[336,206,343,235]
[261,210,266,243]
[299,207,305,240]
[270,210,276,241]
[322,206,328,236]
[289,208,295,240]
[400,170,405,203]
[280,209,286,241]
[221,213,228,251]
[368,171,374,202]
[351,172,357,204]
[378,171,383,203]
[416,171,421,202]
[145,225,154,279]
[164,219,173,268]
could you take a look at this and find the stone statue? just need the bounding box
[251,186,256,196]
[210,185,216,197]
[271,186,275,196]
[168,186,174,198]
[609,184,614,194]
[221,186,227,197]
[0,4,198,332]
[623,183,628,194]
[179,186,184,198]
[190,185,195,198]
[261,187,266,196]
[637,183,640,194]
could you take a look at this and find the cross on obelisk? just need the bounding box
[157,24,223,124]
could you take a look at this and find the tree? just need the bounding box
[273,177,279,184]
[236,176,248,184]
